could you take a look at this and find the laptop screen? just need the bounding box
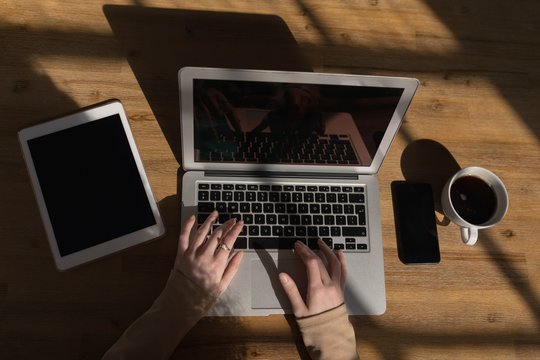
[193,79,404,167]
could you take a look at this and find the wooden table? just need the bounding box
[1,1,539,359]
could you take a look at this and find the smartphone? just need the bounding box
[391,181,440,265]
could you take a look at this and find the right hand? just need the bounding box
[279,239,346,318]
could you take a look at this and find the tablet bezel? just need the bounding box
[18,100,165,271]
[178,67,419,175]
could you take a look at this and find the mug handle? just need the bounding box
[461,227,478,245]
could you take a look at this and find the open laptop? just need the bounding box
[178,67,419,316]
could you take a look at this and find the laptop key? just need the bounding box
[198,202,215,212]
[295,226,307,236]
[290,215,301,225]
[234,237,247,249]
[307,238,319,249]
[272,226,284,236]
[342,226,367,237]
[263,203,274,213]
[278,214,289,224]
[248,226,260,236]
[223,191,233,201]
[197,213,208,224]
[198,191,209,201]
[269,192,280,202]
[234,191,245,201]
[313,215,324,225]
[284,226,294,236]
[261,226,271,236]
[249,237,300,249]
[350,193,365,203]
[266,214,277,224]
[322,238,333,248]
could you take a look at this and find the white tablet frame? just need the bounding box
[179,67,419,175]
[18,100,165,271]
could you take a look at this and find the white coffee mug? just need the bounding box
[441,167,508,245]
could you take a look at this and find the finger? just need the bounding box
[279,272,308,317]
[218,251,244,295]
[294,241,326,287]
[178,215,196,253]
[336,250,347,291]
[203,218,236,255]
[215,220,245,259]
[317,239,341,283]
[192,211,218,249]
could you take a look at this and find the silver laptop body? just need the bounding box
[178,67,419,316]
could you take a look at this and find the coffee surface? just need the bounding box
[450,175,497,225]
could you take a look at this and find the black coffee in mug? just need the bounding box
[450,175,497,225]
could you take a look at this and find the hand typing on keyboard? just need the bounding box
[174,211,245,298]
[279,239,346,318]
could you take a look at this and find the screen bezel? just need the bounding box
[179,67,419,175]
[18,100,165,271]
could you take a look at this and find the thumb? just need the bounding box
[279,273,307,317]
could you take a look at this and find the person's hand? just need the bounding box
[279,239,346,318]
[174,211,244,298]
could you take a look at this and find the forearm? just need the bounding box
[102,270,217,360]
[296,304,359,360]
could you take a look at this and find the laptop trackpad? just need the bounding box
[251,258,307,309]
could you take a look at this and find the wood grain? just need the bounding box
[1,1,539,359]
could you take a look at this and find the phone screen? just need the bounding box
[391,181,440,264]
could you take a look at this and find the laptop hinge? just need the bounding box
[204,171,360,180]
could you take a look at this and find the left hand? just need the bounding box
[174,211,245,298]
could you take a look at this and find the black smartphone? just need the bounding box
[391,181,440,265]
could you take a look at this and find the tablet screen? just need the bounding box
[27,114,157,256]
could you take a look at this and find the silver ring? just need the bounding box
[217,242,231,252]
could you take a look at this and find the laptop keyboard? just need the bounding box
[198,133,360,165]
[197,182,369,252]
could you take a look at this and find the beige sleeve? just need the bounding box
[102,270,217,360]
[296,304,360,360]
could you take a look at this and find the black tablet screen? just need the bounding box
[28,114,156,256]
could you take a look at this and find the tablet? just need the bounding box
[18,100,165,271]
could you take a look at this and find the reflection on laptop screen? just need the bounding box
[193,79,404,166]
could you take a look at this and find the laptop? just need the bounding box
[178,67,419,315]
